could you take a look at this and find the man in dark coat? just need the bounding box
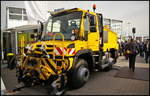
[124,41,129,60]
[126,39,139,72]
[139,41,144,57]
[144,39,150,63]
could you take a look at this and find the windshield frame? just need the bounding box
[41,11,83,41]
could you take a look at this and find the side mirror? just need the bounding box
[89,15,96,32]
[40,21,44,32]
[37,20,44,40]
[37,20,44,32]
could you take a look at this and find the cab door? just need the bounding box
[86,14,99,51]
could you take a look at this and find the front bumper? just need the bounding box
[20,56,70,80]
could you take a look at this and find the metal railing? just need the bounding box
[52,33,65,60]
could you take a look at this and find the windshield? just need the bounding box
[42,11,82,40]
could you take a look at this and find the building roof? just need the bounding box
[2,24,40,32]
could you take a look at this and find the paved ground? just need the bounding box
[1,55,149,95]
[65,55,149,95]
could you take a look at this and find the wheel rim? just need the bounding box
[78,66,90,82]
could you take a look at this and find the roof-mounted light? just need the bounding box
[93,4,96,13]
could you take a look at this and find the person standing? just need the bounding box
[124,41,129,60]
[144,39,150,63]
[121,41,125,56]
[118,41,122,56]
[139,41,144,57]
[126,39,139,72]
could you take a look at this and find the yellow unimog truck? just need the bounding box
[16,7,119,94]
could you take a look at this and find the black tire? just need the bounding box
[69,59,90,89]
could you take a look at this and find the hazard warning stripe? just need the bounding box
[56,47,63,55]
[41,60,45,66]
[68,49,72,55]
[42,59,56,74]
[61,48,67,55]
[54,47,67,55]
[22,57,26,63]
[66,62,70,70]
[72,49,76,55]
[45,59,57,74]
[64,60,69,70]
[23,57,28,66]
[68,48,76,55]
[48,59,57,69]
[54,47,76,56]
[54,48,60,55]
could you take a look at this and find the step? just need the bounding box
[93,69,99,72]
[101,63,109,69]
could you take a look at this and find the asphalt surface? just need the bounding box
[1,55,149,95]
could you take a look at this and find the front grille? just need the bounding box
[47,45,53,47]
[27,59,38,66]
[46,49,53,52]
[36,45,41,47]
[35,48,41,51]
[28,44,56,58]
[27,53,43,58]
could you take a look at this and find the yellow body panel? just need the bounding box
[103,26,119,51]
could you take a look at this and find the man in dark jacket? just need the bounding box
[124,41,129,60]
[144,39,149,63]
[139,41,144,57]
[126,39,139,72]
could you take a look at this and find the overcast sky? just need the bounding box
[42,1,148,37]
[3,1,148,36]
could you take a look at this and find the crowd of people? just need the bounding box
[118,38,149,72]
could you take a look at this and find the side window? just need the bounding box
[84,15,89,40]
[97,14,103,36]
[89,15,96,32]
[52,20,61,32]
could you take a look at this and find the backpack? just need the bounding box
[127,42,139,55]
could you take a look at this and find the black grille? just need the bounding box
[27,53,42,58]
[46,49,53,52]
[36,45,41,47]
[27,59,38,66]
[35,48,42,51]
[47,45,53,47]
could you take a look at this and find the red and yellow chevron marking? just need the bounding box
[54,47,76,56]
[54,47,67,55]
[67,48,76,55]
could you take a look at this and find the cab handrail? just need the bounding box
[52,33,65,60]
